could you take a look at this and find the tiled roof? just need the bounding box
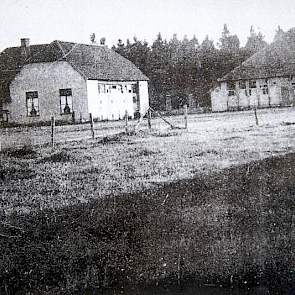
[220,28,295,82]
[0,40,148,102]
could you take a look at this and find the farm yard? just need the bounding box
[0,107,295,294]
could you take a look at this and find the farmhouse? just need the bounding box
[0,38,149,124]
[211,28,295,112]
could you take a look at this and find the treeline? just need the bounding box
[111,25,284,110]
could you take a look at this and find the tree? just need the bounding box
[245,26,268,54]
[112,29,253,110]
[273,25,285,42]
[218,24,240,52]
[201,35,215,52]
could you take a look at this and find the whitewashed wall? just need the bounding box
[8,61,88,123]
[211,77,294,112]
[269,78,281,105]
[87,80,149,120]
[138,81,149,116]
[211,82,228,112]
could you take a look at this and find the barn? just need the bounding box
[211,28,295,112]
[0,38,149,124]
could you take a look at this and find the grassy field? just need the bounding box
[0,107,294,214]
[0,108,294,294]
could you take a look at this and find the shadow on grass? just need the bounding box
[0,154,294,294]
[2,145,39,159]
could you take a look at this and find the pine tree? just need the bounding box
[218,24,240,52]
[273,25,285,42]
[245,26,267,54]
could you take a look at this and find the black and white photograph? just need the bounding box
[0,0,294,294]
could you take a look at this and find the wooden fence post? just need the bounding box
[71,111,75,124]
[147,108,152,130]
[89,113,95,139]
[125,110,128,134]
[184,104,188,129]
[51,116,55,148]
[254,106,259,126]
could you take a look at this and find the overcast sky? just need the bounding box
[0,0,295,51]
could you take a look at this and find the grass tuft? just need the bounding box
[37,150,76,163]
[3,145,38,159]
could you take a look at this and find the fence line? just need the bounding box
[0,107,188,151]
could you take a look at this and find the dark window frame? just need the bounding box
[26,91,39,117]
[59,88,73,115]
[249,80,257,89]
[239,81,246,89]
[261,84,269,95]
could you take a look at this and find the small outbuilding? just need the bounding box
[211,28,295,112]
[0,39,149,123]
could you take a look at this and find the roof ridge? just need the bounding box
[53,40,107,48]
[219,28,295,82]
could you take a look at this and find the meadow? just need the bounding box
[0,107,294,214]
[0,108,294,294]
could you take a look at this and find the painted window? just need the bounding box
[26,91,39,117]
[59,88,73,115]
[98,84,106,94]
[260,84,269,95]
[239,81,246,89]
[132,84,138,94]
[227,81,235,96]
[249,80,257,88]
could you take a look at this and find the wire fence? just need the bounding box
[0,106,188,151]
[1,106,294,151]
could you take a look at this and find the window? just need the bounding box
[132,84,138,94]
[228,90,235,96]
[26,91,39,117]
[261,84,269,95]
[239,81,246,89]
[249,80,257,88]
[227,81,235,96]
[98,84,106,94]
[59,88,73,114]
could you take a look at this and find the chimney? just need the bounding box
[20,38,30,59]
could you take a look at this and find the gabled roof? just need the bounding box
[220,28,295,82]
[0,40,148,102]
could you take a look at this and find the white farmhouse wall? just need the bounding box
[211,82,228,112]
[87,80,149,121]
[87,80,100,119]
[8,62,88,123]
[87,80,135,120]
[269,78,281,105]
[138,81,149,116]
[237,89,250,108]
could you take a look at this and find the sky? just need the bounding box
[0,0,295,51]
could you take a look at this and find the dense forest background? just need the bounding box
[109,25,284,110]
